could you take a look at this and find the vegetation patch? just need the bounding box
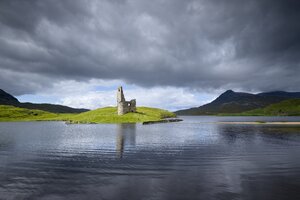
[0,105,74,122]
[67,107,176,123]
[241,99,300,116]
[0,105,176,124]
[219,99,300,116]
[255,121,266,124]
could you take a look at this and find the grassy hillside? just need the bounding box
[176,90,300,115]
[0,105,176,123]
[241,99,300,116]
[67,107,176,123]
[0,105,73,122]
[219,99,300,116]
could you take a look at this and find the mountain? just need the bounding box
[257,91,300,98]
[14,102,89,114]
[0,89,89,113]
[0,89,20,105]
[175,90,300,115]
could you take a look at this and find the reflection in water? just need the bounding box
[0,118,300,200]
[217,124,300,144]
[116,123,136,158]
[216,124,257,144]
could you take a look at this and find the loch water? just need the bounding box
[0,116,300,200]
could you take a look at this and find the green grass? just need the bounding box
[219,99,300,116]
[242,99,300,116]
[0,105,176,123]
[0,105,74,122]
[67,107,176,123]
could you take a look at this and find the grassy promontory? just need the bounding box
[0,105,176,123]
[67,107,176,124]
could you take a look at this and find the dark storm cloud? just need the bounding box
[0,0,300,95]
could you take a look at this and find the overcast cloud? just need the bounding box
[0,0,300,109]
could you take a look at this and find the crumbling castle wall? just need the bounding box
[117,86,136,115]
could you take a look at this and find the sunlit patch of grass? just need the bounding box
[67,107,176,123]
[0,105,176,124]
[220,99,300,116]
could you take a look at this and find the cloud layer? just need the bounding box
[17,79,216,110]
[1,0,300,98]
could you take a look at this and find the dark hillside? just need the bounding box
[176,90,300,115]
[0,89,19,105]
[0,89,88,113]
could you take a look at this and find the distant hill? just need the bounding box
[0,105,68,122]
[242,99,300,116]
[175,90,300,115]
[257,91,300,98]
[0,89,89,113]
[0,89,20,105]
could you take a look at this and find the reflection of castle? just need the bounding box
[117,86,136,115]
[116,123,136,158]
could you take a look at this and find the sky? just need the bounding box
[0,0,299,110]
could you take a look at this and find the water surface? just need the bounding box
[0,116,300,200]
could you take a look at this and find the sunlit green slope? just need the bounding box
[0,105,176,123]
[67,107,176,123]
[241,99,300,116]
[0,105,73,121]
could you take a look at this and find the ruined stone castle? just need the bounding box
[117,86,136,115]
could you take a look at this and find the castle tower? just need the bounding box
[117,86,136,115]
[117,86,125,103]
[117,86,126,115]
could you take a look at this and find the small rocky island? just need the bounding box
[0,87,180,124]
[116,86,181,124]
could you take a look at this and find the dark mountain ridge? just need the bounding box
[257,91,300,98]
[175,90,300,115]
[0,89,19,104]
[0,89,89,113]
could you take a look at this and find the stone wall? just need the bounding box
[117,86,136,115]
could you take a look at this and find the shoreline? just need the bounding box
[217,122,300,125]
[142,118,183,125]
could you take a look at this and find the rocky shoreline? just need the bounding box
[142,118,183,125]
